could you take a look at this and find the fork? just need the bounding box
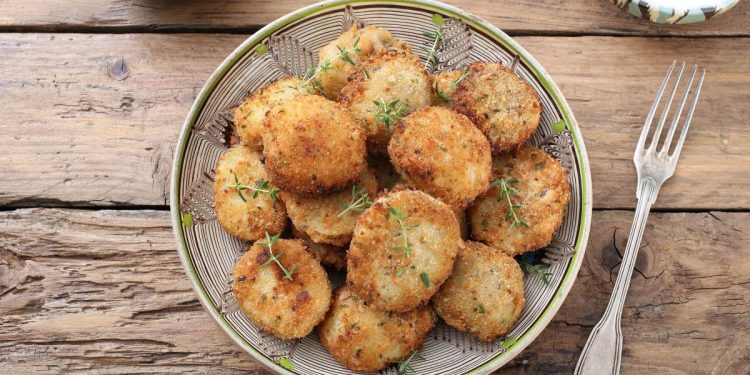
[574,61,705,375]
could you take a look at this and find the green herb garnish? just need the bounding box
[258,232,296,280]
[435,67,471,103]
[420,272,430,288]
[337,184,372,217]
[422,14,445,69]
[298,37,361,92]
[387,206,418,257]
[373,97,406,130]
[230,173,280,203]
[395,349,422,374]
[491,177,529,229]
[519,257,552,285]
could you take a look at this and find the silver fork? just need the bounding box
[574,61,705,375]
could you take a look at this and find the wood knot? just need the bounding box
[108,57,130,81]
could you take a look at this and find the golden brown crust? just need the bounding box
[213,145,287,241]
[316,25,412,101]
[282,169,378,246]
[468,145,571,255]
[432,69,462,107]
[340,51,433,155]
[262,95,367,195]
[388,106,492,209]
[233,76,313,149]
[346,189,461,312]
[433,241,525,341]
[232,239,332,339]
[291,226,347,271]
[319,287,436,372]
[453,62,541,154]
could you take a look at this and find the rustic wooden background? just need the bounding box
[1,1,749,374]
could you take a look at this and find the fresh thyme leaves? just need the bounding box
[420,272,430,288]
[519,256,552,285]
[422,14,445,69]
[490,177,529,229]
[435,67,472,103]
[387,206,419,257]
[258,232,296,280]
[337,184,372,217]
[474,304,485,314]
[373,97,406,130]
[395,349,423,374]
[230,173,280,203]
[298,37,361,92]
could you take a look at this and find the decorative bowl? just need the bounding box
[170,0,593,373]
[611,0,740,24]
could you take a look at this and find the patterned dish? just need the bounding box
[170,0,592,373]
[611,0,740,24]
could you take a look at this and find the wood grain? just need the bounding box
[0,0,748,37]
[1,34,747,210]
[1,208,748,374]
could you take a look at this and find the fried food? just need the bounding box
[347,188,461,312]
[213,145,287,241]
[291,226,347,270]
[388,106,492,209]
[453,61,541,154]
[433,241,525,341]
[232,238,332,339]
[468,145,570,255]
[319,286,436,372]
[341,51,432,154]
[316,25,412,101]
[233,76,313,149]
[282,169,378,246]
[262,94,367,195]
[432,69,466,107]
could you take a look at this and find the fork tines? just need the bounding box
[636,61,706,161]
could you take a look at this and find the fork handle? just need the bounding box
[575,178,658,375]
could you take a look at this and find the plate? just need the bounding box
[170,1,592,373]
[611,0,740,24]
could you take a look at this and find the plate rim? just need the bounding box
[169,1,593,373]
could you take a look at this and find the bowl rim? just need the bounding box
[169,0,593,373]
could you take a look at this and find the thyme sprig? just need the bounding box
[435,67,472,103]
[337,184,372,217]
[258,232,296,280]
[518,255,551,285]
[230,173,280,203]
[394,349,423,374]
[298,37,361,91]
[387,206,419,257]
[373,98,406,130]
[422,14,445,69]
[491,177,529,229]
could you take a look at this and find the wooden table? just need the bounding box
[1,1,748,374]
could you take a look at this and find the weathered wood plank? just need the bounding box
[0,0,748,37]
[0,209,748,374]
[0,34,748,209]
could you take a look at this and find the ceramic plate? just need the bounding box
[170,1,592,373]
